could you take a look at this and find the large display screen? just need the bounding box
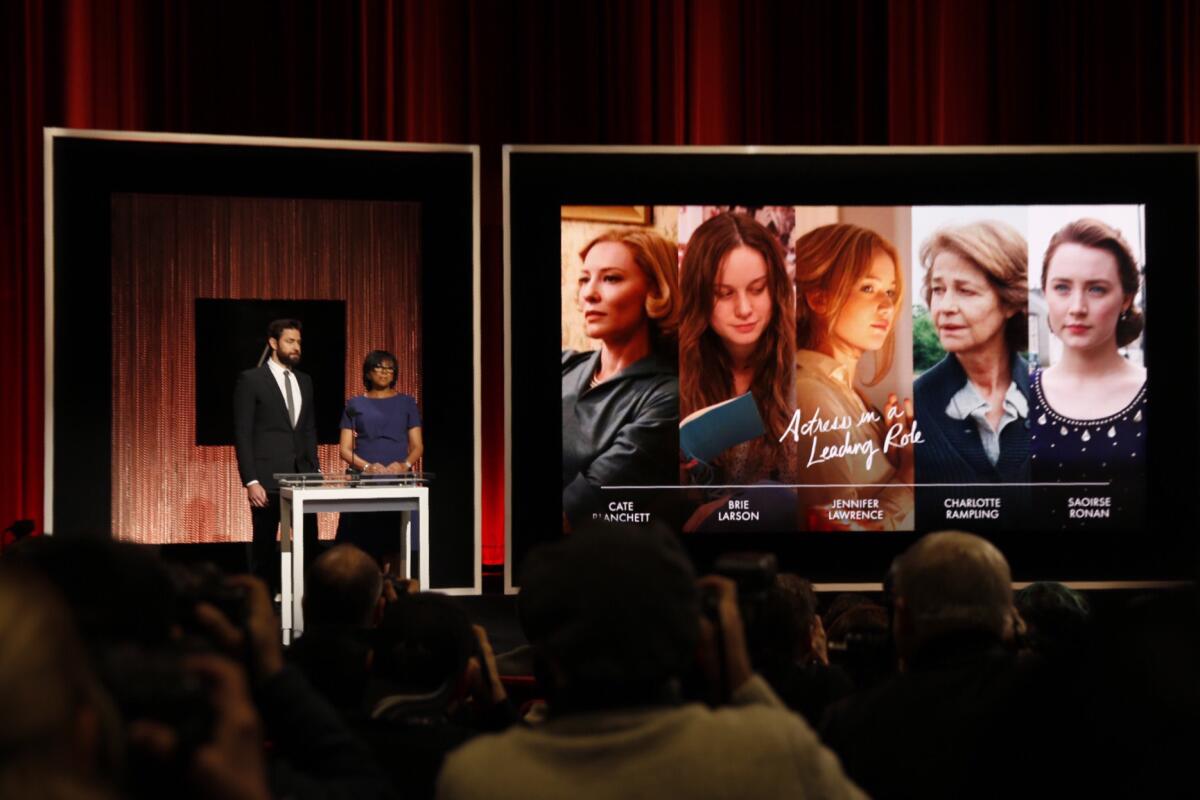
[509,148,1197,587]
[560,203,1146,535]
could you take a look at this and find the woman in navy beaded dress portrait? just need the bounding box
[337,349,424,570]
[1031,219,1146,530]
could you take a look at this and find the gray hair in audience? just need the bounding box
[304,544,384,628]
[891,530,1012,643]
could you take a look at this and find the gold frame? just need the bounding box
[560,205,652,224]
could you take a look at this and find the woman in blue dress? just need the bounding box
[337,350,424,571]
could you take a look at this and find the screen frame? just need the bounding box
[504,144,1200,593]
[45,128,482,594]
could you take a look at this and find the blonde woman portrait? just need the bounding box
[562,229,681,530]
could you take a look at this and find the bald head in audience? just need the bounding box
[890,531,1014,663]
[304,544,385,628]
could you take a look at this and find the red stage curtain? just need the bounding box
[3,0,1199,562]
[1,0,46,553]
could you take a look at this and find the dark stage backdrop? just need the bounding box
[3,0,1199,562]
[110,194,421,544]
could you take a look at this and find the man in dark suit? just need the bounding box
[234,319,320,591]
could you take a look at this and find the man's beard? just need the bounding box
[279,350,301,367]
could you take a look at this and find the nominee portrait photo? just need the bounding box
[792,215,915,531]
[1027,208,1147,530]
[560,210,682,532]
[910,209,1033,530]
[675,210,797,532]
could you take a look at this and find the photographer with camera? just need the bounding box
[191,573,395,800]
[360,593,515,800]
[733,568,855,727]
[4,536,394,800]
[437,523,864,800]
[820,530,1053,800]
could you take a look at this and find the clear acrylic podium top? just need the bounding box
[274,472,434,488]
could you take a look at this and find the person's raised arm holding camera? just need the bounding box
[194,574,395,800]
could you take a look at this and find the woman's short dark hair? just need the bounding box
[362,350,399,390]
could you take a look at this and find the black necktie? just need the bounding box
[283,370,297,428]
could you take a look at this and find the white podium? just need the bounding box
[277,474,429,641]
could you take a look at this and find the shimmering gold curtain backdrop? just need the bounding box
[110,194,422,544]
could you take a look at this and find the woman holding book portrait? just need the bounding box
[793,223,913,530]
[562,229,680,531]
[678,213,796,530]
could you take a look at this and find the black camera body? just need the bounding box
[694,552,780,704]
[712,551,778,630]
[168,561,250,632]
[101,643,215,754]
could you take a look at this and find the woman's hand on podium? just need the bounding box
[385,461,410,474]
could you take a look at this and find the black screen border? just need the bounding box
[505,145,1200,591]
[46,129,482,593]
